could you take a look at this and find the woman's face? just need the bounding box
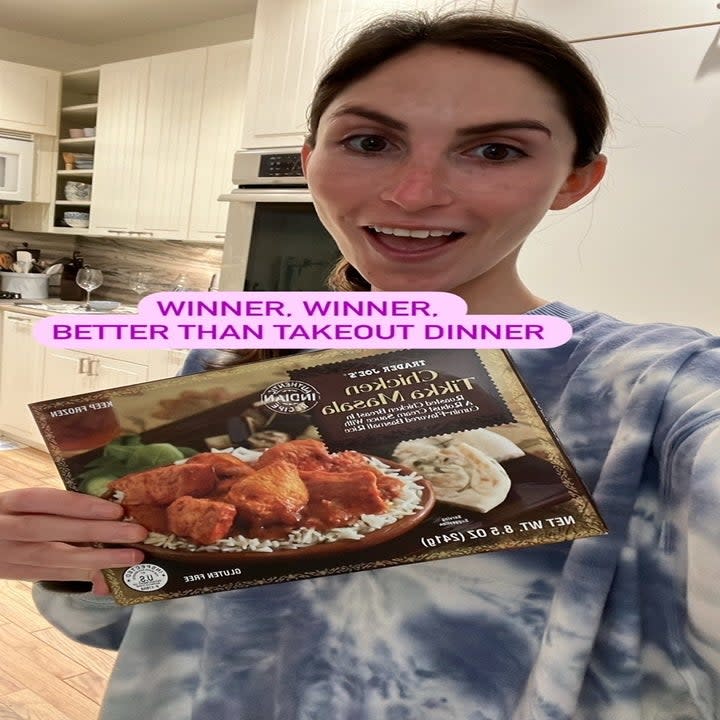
[303,44,604,301]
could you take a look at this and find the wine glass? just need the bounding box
[76,268,103,310]
[129,270,151,297]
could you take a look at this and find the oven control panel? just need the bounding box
[259,153,304,177]
[233,149,307,186]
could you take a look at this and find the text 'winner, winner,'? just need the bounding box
[33,291,573,350]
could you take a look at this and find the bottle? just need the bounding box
[60,252,85,301]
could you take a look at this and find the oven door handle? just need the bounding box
[218,190,313,203]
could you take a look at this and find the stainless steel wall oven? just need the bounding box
[219,149,340,292]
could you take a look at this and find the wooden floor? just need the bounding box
[0,442,115,720]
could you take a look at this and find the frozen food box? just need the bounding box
[30,348,607,605]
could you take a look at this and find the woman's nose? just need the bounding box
[379,161,454,211]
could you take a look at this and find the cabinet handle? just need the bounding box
[214,234,225,239]
[88,359,100,376]
[78,357,88,374]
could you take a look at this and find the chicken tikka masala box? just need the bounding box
[30,348,607,605]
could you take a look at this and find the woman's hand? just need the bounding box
[0,487,147,595]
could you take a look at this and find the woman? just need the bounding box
[2,11,718,720]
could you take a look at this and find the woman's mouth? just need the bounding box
[363,225,465,255]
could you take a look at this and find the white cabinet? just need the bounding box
[0,60,60,136]
[90,50,206,240]
[188,41,252,243]
[89,57,150,236]
[515,0,719,40]
[0,313,45,446]
[241,0,498,149]
[42,348,150,401]
[135,49,206,240]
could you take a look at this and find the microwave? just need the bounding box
[0,131,34,203]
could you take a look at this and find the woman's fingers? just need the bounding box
[0,487,147,586]
[0,513,147,544]
[0,487,123,519]
[3,540,144,569]
[1,541,145,584]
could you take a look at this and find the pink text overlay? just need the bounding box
[34,292,572,350]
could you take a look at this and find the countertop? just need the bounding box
[0,300,138,318]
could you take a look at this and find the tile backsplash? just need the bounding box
[0,230,222,303]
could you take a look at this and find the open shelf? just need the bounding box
[55,69,99,236]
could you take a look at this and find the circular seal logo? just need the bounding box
[261,380,320,413]
[123,563,169,592]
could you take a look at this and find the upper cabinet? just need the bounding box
[0,60,60,136]
[188,41,251,243]
[90,50,206,240]
[88,43,250,243]
[515,0,720,40]
[241,0,501,149]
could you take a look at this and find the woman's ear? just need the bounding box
[550,154,607,210]
[301,143,313,176]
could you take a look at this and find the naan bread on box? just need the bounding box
[393,428,523,513]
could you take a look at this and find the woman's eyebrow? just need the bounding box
[329,105,406,130]
[457,120,552,137]
[328,105,552,138]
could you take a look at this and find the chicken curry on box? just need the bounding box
[30,348,606,605]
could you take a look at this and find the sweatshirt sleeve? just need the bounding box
[653,340,720,712]
[32,582,133,651]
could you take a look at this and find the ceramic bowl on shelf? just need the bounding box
[63,211,90,228]
[68,128,84,138]
[83,127,96,137]
[64,181,92,201]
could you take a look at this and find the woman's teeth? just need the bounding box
[365,225,463,253]
[368,225,457,239]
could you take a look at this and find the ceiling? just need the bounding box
[0,0,257,45]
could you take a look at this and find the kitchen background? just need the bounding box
[0,0,718,332]
[0,229,223,303]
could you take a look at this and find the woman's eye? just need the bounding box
[343,135,392,153]
[467,143,526,161]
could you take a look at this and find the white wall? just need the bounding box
[518,24,720,334]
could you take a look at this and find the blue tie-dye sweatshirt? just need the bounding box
[33,302,720,719]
